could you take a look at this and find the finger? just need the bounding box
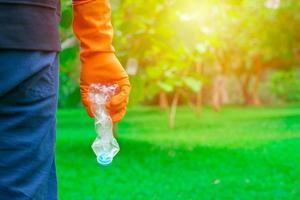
[110,107,127,123]
[82,97,94,118]
[109,85,130,107]
[106,98,128,113]
[85,103,94,118]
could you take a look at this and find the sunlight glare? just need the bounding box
[265,0,281,9]
[177,12,195,22]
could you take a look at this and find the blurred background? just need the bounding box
[57,0,300,199]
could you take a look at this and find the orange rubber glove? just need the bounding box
[73,0,130,123]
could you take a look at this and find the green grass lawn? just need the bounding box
[56,105,300,200]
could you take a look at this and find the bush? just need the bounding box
[267,69,300,103]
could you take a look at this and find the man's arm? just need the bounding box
[72,0,130,122]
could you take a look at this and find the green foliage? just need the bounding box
[183,77,202,93]
[59,0,81,107]
[268,69,300,103]
[58,0,300,107]
[111,0,300,104]
[112,0,204,102]
[57,106,300,199]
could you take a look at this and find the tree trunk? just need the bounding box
[212,75,228,111]
[252,71,262,106]
[212,76,221,112]
[195,63,203,113]
[168,91,180,129]
[159,92,169,110]
[251,55,263,106]
[196,89,202,111]
[241,74,253,105]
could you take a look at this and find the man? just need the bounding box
[0,0,130,199]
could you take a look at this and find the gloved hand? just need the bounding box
[73,0,130,123]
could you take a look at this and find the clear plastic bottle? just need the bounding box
[88,84,120,166]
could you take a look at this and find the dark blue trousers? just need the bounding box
[0,50,58,200]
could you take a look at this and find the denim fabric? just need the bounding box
[0,50,59,200]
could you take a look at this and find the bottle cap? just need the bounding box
[97,154,113,166]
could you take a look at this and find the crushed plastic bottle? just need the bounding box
[88,83,120,166]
